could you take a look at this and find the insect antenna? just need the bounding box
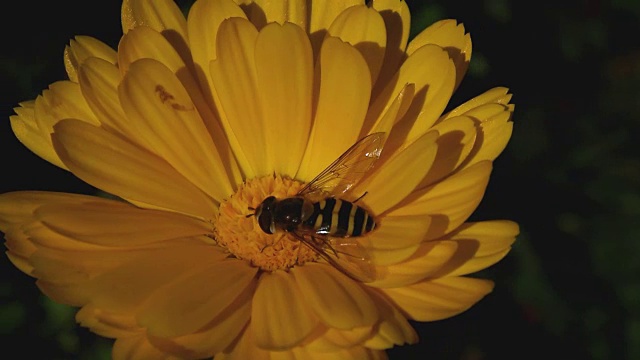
[245,206,256,218]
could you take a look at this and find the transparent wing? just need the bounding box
[291,231,376,282]
[297,132,385,202]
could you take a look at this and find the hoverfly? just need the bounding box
[249,132,385,282]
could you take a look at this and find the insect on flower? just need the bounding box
[248,132,385,282]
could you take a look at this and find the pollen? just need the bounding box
[214,174,319,271]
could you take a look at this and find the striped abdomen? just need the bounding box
[302,198,375,237]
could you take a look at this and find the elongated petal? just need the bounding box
[297,36,371,181]
[187,0,247,125]
[113,334,182,360]
[442,87,512,120]
[149,290,252,358]
[365,83,414,136]
[138,259,257,338]
[417,116,477,188]
[292,263,377,329]
[367,244,420,266]
[433,220,518,277]
[78,58,135,137]
[370,45,455,153]
[406,20,471,90]
[328,5,386,85]
[382,276,494,321]
[371,0,411,94]
[76,304,140,338]
[34,239,224,308]
[358,130,439,214]
[305,326,373,352]
[363,289,417,349]
[240,0,308,29]
[119,58,235,201]
[460,105,514,167]
[35,197,211,246]
[10,102,66,169]
[0,191,95,230]
[369,240,458,288]
[361,214,431,250]
[119,26,243,186]
[214,325,270,360]
[52,119,216,219]
[210,17,263,177]
[35,81,100,134]
[64,36,117,83]
[252,270,319,349]
[388,161,492,240]
[255,22,313,177]
[121,0,187,38]
[308,0,363,53]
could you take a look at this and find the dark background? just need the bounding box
[1,1,639,359]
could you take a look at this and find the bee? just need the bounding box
[249,132,385,282]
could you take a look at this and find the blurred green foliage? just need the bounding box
[1,0,639,359]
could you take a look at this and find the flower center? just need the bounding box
[214,175,318,271]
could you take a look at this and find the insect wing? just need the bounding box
[292,231,376,282]
[297,132,385,201]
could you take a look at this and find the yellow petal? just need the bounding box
[389,161,492,240]
[406,20,472,90]
[309,0,363,34]
[35,239,223,309]
[150,290,251,358]
[252,270,319,350]
[433,220,518,277]
[289,346,387,360]
[76,304,140,338]
[370,45,455,153]
[78,58,134,137]
[383,276,494,321]
[441,87,512,120]
[255,22,313,177]
[305,326,372,352]
[215,325,270,360]
[366,244,420,266]
[0,191,89,231]
[462,106,514,167]
[35,81,100,135]
[121,0,187,39]
[363,289,417,349]
[239,0,308,30]
[35,197,211,246]
[64,36,117,83]
[369,240,458,288]
[358,130,439,214]
[210,18,263,178]
[113,334,182,360]
[361,214,432,250]
[138,259,257,338]
[52,120,216,219]
[119,26,243,186]
[296,36,371,181]
[327,5,386,85]
[365,83,414,136]
[119,58,235,202]
[10,102,66,169]
[417,116,477,188]
[371,0,411,93]
[4,231,37,273]
[292,263,377,329]
[187,0,247,123]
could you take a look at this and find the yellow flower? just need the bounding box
[2,0,518,358]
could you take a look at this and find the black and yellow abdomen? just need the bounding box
[302,198,375,237]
